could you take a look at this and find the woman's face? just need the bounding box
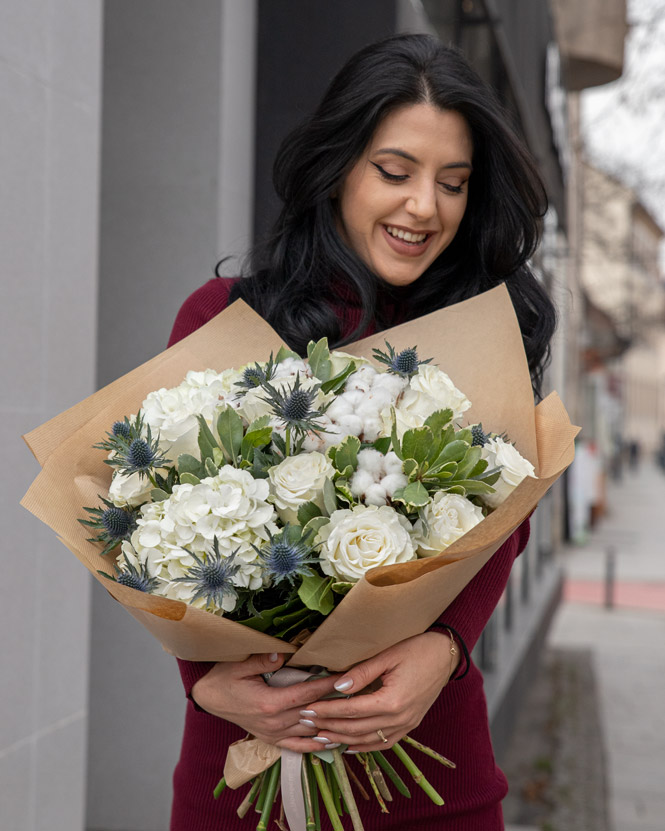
[337,103,473,287]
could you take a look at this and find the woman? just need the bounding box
[168,33,555,830]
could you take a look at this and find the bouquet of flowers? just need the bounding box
[21,285,579,831]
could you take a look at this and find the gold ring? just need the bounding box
[376,729,388,743]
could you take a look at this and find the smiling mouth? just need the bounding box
[384,225,432,245]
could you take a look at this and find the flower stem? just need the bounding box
[285,427,291,457]
[237,773,264,819]
[256,758,281,831]
[332,748,365,831]
[392,742,444,806]
[301,755,317,831]
[372,751,411,798]
[311,756,344,831]
[328,760,342,815]
[213,776,226,799]
[343,756,370,801]
[367,753,392,802]
[402,734,456,768]
[358,753,389,813]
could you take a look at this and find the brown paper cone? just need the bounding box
[21,284,579,672]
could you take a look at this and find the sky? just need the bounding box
[581,0,665,251]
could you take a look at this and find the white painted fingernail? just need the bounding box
[300,709,317,717]
[299,719,316,728]
[269,653,278,662]
[312,736,331,744]
[343,750,360,754]
[334,679,353,692]
[325,743,341,749]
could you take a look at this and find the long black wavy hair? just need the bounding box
[229,34,556,397]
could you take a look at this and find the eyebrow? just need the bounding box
[374,147,473,171]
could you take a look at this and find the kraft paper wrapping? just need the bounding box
[21,285,579,784]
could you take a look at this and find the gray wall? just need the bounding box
[1,1,103,829]
[88,2,257,829]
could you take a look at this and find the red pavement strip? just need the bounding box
[564,579,665,612]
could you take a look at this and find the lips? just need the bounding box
[381,224,435,257]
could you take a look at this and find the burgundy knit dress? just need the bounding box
[168,277,529,831]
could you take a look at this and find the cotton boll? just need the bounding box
[350,469,375,497]
[361,417,383,442]
[356,448,384,475]
[364,483,388,506]
[373,373,408,398]
[384,452,404,475]
[337,414,364,436]
[327,398,353,420]
[341,389,364,408]
[380,472,408,497]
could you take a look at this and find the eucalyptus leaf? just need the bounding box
[150,488,169,502]
[275,345,300,362]
[178,453,206,478]
[322,476,338,516]
[179,472,201,486]
[196,415,219,462]
[216,407,244,464]
[320,360,356,394]
[204,457,219,478]
[331,581,353,596]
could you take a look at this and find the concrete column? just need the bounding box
[1,2,103,829]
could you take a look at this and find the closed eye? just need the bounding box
[441,182,465,194]
[370,161,408,182]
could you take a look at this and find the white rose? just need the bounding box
[108,470,153,508]
[410,365,471,420]
[481,437,536,508]
[413,492,485,556]
[268,452,335,524]
[316,505,416,582]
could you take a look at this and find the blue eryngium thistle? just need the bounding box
[95,412,171,478]
[372,341,432,378]
[80,496,137,555]
[100,551,160,593]
[260,374,328,436]
[172,538,241,612]
[235,354,277,391]
[253,525,319,586]
[471,424,490,447]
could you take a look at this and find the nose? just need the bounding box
[405,180,436,221]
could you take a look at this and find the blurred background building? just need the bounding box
[4,1,662,829]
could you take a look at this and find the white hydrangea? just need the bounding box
[349,449,407,506]
[413,492,485,556]
[316,504,416,582]
[124,465,278,613]
[141,368,242,459]
[480,436,536,508]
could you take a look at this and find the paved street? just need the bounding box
[549,461,665,831]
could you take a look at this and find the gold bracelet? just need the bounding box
[445,627,458,658]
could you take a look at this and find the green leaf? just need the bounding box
[236,598,297,632]
[434,439,470,465]
[392,481,430,508]
[331,435,360,474]
[332,581,353,596]
[401,427,433,465]
[456,446,483,480]
[251,447,272,478]
[452,479,496,495]
[297,501,323,525]
[372,436,392,455]
[307,338,332,382]
[179,472,201,485]
[390,410,403,459]
[150,488,169,502]
[320,361,356,394]
[303,515,330,537]
[216,407,244,464]
[241,423,273,462]
[204,457,218,478]
[334,479,355,505]
[298,574,335,614]
[275,345,300,362]
[402,458,419,478]
[196,415,219,462]
[322,476,338,516]
[178,453,206,478]
[424,409,454,433]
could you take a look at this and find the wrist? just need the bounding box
[426,623,470,680]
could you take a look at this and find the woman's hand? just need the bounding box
[298,632,459,751]
[190,652,344,752]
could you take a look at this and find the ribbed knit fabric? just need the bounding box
[167,277,530,830]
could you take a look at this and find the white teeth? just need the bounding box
[386,226,427,243]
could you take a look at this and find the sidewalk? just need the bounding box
[548,462,665,831]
